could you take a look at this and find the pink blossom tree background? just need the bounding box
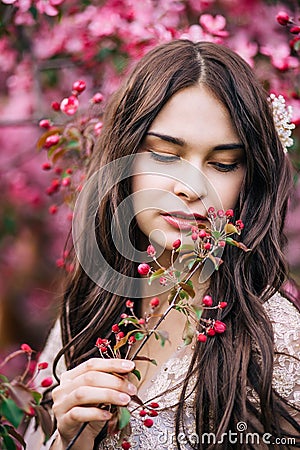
[0,0,299,358]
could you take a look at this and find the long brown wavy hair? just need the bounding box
[54,40,300,449]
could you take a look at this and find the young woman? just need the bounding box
[26,39,300,449]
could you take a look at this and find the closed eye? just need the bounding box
[209,162,240,172]
[149,150,180,162]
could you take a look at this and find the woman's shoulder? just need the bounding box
[263,291,300,345]
[36,318,65,383]
[263,291,300,412]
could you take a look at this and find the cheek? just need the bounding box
[211,173,244,209]
[132,173,172,190]
[132,174,166,223]
[132,174,173,207]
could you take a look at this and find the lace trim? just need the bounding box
[264,292,300,412]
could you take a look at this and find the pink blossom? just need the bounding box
[289,98,300,126]
[50,0,64,5]
[60,95,79,115]
[36,0,62,16]
[199,14,229,38]
[0,38,17,72]
[179,24,206,43]
[33,24,65,59]
[88,8,123,38]
[94,121,103,136]
[230,32,258,67]
[14,0,31,9]
[151,0,185,28]
[188,0,215,13]
[261,43,299,71]
[64,36,85,54]
[15,11,35,26]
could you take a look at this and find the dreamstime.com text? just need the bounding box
[155,422,296,446]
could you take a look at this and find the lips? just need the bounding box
[161,211,207,230]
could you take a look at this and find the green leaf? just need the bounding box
[179,253,196,264]
[212,230,221,239]
[225,238,250,252]
[207,253,222,270]
[191,305,203,320]
[31,391,42,405]
[154,330,169,347]
[179,244,195,251]
[148,268,165,285]
[118,317,138,326]
[179,290,189,300]
[225,237,235,245]
[0,375,9,383]
[224,223,238,235]
[118,407,131,430]
[0,398,24,428]
[182,320,194,346]
[237,242,251,252]
[113,335,128,352]
[4,381,36,414]
[294,39,300,52]
[50,147,67,164]
[2,433,17,450]
[131,369,141,381]
[130,395,144,407]
[187,260,196,270]
[29,5,38,20]
[5,425,26,448]
[66,140,80,149]
[167,288,177,304]
[36,127,62,151]
[34,405,53,442]
[134,332,145,341]
[134,356,157,365]
[179,282,195,298]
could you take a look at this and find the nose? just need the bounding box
[173,174,207,201]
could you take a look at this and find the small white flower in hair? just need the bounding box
[268,93,295,153]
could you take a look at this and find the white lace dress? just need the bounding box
[25,292,300,449]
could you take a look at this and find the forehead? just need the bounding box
[149,84,238,147]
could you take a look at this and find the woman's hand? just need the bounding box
[51,358,136,450]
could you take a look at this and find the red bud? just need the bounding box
[276,11,290,26]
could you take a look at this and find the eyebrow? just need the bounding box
[146,131,244,151]
[146,132,185,146]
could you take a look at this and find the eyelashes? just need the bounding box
[149,151,180,163]
[209,162,240,172]
[149,150,241,173]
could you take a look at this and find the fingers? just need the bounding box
[61,358,135,382]
[67,386,132,408]
[64,406,112,426]
[51,358,138,447]
[52,358,137,437]
[58,370,135,394]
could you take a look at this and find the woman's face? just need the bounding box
[132,84,245,252]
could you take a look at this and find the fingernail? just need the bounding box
[121,360,135,370]
[128,383,137,395]
[102,411,112,420]
[119,393,131,404]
